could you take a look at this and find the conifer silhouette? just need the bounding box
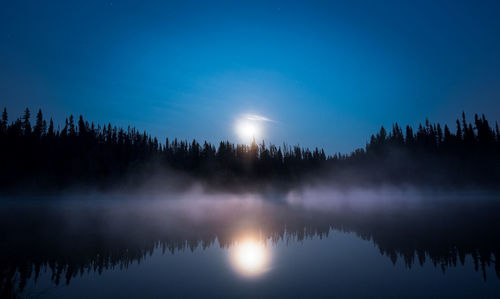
[0,109,498,191]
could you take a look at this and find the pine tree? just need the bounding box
[78,115,87,136]
[0,108,7,133]
[405,126,414,145]
[33,109,46,137]
[456,119,463,142]
[60,118,69,137]
[68,115,76,136]
[436,124,443,147]
[377,126,387,143]
[250,137,258,160]
[462,111,467,135]
[48,119,55,137]
[391,123,404,144]
[22,108,31,136]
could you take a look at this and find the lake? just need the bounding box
[1,189,500,298]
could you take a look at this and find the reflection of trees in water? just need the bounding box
[337,208,500,281]
[0,199,499,298]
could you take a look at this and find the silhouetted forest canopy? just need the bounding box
[1,108,499,192]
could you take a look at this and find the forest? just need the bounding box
[0,108,499,192]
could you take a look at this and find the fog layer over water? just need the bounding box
[1,188,500,298]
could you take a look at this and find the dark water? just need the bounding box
[1,190,500,298]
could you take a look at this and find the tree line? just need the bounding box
[366,111,499,153]
[0,108,499,191]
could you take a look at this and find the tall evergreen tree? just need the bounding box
[456,120,463,142]
[377,126,387,143]
[33,109,46,137]
[405,126,414,145]
[0,108,7,134]
[22,108,31,136]
[436,124,443,147]
[68,115,76,136]
[78,115,87,137]
[48,119,55,137]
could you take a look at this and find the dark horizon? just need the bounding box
[1,107,499,193]
[2,106,499,154]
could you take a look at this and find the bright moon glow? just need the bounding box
[229,238,270,277]
[235,120,261,143]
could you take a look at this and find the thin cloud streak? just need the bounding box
[243,114,276,123]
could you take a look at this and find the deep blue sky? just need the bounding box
[1,0,500,153]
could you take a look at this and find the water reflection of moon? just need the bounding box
[229,238,271,277]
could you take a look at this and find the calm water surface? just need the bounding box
[1,190,499,298]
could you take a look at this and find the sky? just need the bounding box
[1,0,500,153]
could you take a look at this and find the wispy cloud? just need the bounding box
[243,114,275,122]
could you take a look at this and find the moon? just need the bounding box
[235,119,260,143]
